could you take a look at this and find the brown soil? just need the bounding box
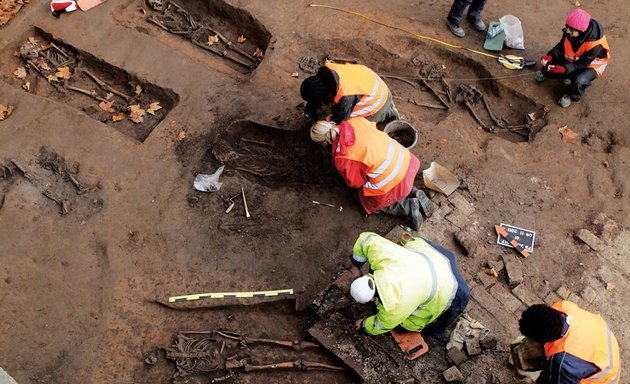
[1,1,629,383]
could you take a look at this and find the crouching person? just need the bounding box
[349,232,469,342]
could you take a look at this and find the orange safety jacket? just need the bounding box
[545,301,621,384]
[325,62,389,119]
[563,36,610,77]
[335,117,411,197]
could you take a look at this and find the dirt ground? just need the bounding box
[0,0,629,383]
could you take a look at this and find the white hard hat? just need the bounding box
[350,275,376,304]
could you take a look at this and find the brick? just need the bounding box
[447,191,475,216]
[443,366,465,382]
[575,229,605,251]
[489,284,522,313]
[530,279,552,300]
[470,285,518,324]
[511,284,542,306]
[476,270,497,287]
[501,254,524,288]
[580,285,598,304]
[556,285,572,300]
[447,347,467,366]
[454,229,479,257]
[466,338,482,356]
[487,259,504,273]
[446,210,471,229]
[544,291,563,306]
[426,204,453,225]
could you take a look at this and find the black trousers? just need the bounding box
[447,0,487,26]
[544,64,598,101]
[421,242,470,341]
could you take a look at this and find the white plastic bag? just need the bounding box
[499,15,525,49]
[193,165,225,192]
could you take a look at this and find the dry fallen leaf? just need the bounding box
[146,102,162,115]
[0,104,14,121]
[527,112,537,121]
[290,72,299,78]
[177,131,187,141]
[134,85,142,96]
[36,57,51,71]
[112,112,125,122]
[13,67,27,79]
[56,66,72,80]
[129,104,145,124]
[106,92,114,100]
[207,35,219,46]
[603,160,609,168]
[237,35,246,43]
[253,48,264,58]
[22,81,31,91]
[140,7,146,14]
[99,101,115,113]
[558,125,579,144]
[27,36,39,45]
[47,73,59,83]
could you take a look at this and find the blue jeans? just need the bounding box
[421,242,470,340]
[447,0,487,26]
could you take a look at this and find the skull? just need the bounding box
[147,0,165,12]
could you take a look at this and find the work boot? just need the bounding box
[409,198,423,231]
[415,189,433,218]
[558,94,572,108]
[446,19,465,38]
[468,17,486,31]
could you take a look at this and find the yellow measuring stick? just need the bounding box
[168,288,294,303]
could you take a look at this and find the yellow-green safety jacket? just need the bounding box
[352,232,458,336]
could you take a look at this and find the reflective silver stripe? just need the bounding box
[352,252,367,263]
[593,61,607,74]
[406,248,438,316]
[360,233,376,253]
[591,325,615,380]
[350,74,386,117]
[374,317,389,331]
[408,246,458,318]
[367,140,395,178]
[364,143,404,190]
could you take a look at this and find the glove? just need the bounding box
[540,55,552,66]
[547,65,566,74]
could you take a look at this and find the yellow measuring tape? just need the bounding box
[168,288,294,303]
[308,4,526,69]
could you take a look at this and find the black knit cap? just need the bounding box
[519,304,565,343]
[300,76,327,103]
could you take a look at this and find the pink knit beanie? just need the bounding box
[566,8,591,32]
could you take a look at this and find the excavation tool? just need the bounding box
[168,288,293,303]
[224,192,241,214]
[311,200,335,208]
[495,224,534,258]
[241,187,251,219]
[308,4,536,71]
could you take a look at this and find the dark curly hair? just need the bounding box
[519,304,565,342]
